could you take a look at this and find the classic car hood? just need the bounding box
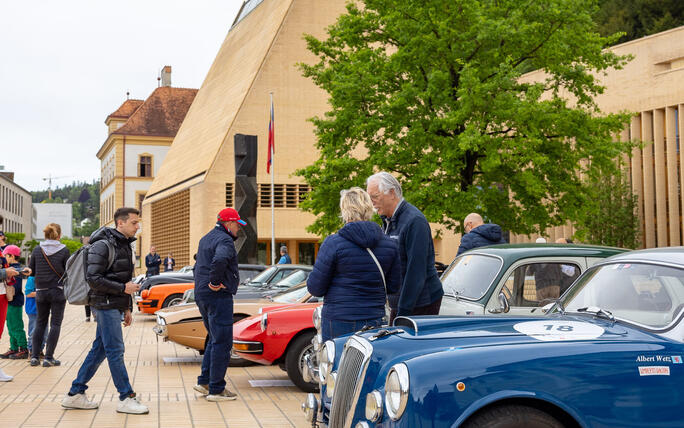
[387,314,632,345]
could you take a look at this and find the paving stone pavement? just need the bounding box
[0,304,310,427]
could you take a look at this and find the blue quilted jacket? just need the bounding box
[307,221,401,321]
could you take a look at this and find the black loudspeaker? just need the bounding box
[234,134,258,264]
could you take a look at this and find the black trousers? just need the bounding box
[85,305,91,317]
[33,287,66,359]
[389,296,443,325]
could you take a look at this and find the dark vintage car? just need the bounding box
[439,244,627,316]
[138,263,267,293]
[304,247,684,428]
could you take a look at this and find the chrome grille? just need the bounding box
[328,336,373,428]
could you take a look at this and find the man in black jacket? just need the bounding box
[457,213,507,255]
[192,208,245,401]
[144,246,161,276]
[367,172,443,322]
[62,207,148,415]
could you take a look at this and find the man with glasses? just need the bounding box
[366,172,443,323]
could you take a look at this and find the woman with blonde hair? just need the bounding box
[28,223,70,367]
[307,187,402,341]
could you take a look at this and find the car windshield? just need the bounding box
[274,270,310,287]
[249,266,278,283]
[181,289,195,304]
[441,254,503,300]
[556,262,684,329]
[272,283,309,303]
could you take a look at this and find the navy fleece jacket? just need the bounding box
[381,201,443,316]
[307,221,401,322]
[457,223,507,255]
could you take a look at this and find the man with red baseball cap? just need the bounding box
[191,208,245,401]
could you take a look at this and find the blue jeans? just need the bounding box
[321,317,383,342]
[196,294,233,394]
[27,313,48,353]
[69,309,133,400]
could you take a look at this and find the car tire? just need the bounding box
[463,404,564,428]
[285,331,319,393]
[162,293,184,308]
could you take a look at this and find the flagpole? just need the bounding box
[270,92,276,265]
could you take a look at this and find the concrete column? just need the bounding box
[630,116,644,247]
[653,109,667,247]
[641,111,655,248]
[665,106,680,246]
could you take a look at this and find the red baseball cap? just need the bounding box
[217,208,247,226]
[3,245,21,257]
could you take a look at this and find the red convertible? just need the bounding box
[232,302,321,392]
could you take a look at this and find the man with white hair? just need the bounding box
[457,212,506,255]
[366,172,443,322]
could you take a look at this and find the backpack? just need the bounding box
[62,239,115,305]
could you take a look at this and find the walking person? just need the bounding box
[61,207,148,414]
[277,246,291,264]
[307,187,401,341]
[193,208,245,401]
[456,213,507,255]
[144,246,161,277]
[366,172,443,323]
[0,264,25,381]
[0,245,29,359]
[163,253,175,272]
[29,223,70,367]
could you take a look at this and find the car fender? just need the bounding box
[452,389,587,428]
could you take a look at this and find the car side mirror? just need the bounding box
[488,292,510,314]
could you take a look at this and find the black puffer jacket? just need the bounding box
[86,227,136,311]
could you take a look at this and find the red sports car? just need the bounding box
[232,302,322,392]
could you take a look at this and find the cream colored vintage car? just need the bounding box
[153,282,317,355]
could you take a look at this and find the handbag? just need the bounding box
[4,281,14,302]
[366,248,391,323]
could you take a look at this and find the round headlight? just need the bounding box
[325,371,337,398]
[365,390,383,422]
[312,306,322,330]
[384,363,409,421]
[319,340,335,383]
[260,313,268,332]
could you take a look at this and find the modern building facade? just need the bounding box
[514,26,684,247]
[140,0,463,268]
[97,66,197,265]
[32,203,73,239]
[0,170,32,240]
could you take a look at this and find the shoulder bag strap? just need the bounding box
[366,248,386,293]
[40,247,64,279]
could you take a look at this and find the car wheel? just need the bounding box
[285,331,319,393]
[162,293,184,308]
[230,315,254,367]
[463,404,564,428]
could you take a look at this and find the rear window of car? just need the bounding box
[441,254,503,300]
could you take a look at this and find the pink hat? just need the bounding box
[3,245,21,257]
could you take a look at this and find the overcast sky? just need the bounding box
[0,0,244,192]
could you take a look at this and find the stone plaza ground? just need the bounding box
[0,304,309,428]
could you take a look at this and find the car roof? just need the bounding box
[601,246,684,267]
[463,243,628,260]
[272,264,312,270]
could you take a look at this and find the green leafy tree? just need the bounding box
[297,0,633,236]
[4,232,25,247]
[575,164,640,248]
[60,237,83,254]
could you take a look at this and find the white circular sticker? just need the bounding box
[513,321,605,342]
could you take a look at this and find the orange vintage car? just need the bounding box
[136,282,194,314]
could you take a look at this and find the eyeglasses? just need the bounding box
[368,192,383,202]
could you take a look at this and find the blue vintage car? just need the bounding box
[304,247,684,427]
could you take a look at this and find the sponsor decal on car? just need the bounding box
[636,355,681,363]
[513,320,604,342]
[638,366,670,376]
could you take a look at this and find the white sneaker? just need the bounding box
[0,368,12,382]
[116,396,149,414]
[206,388,238,402]
[61,393,99,409]
[193,384,209,395]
